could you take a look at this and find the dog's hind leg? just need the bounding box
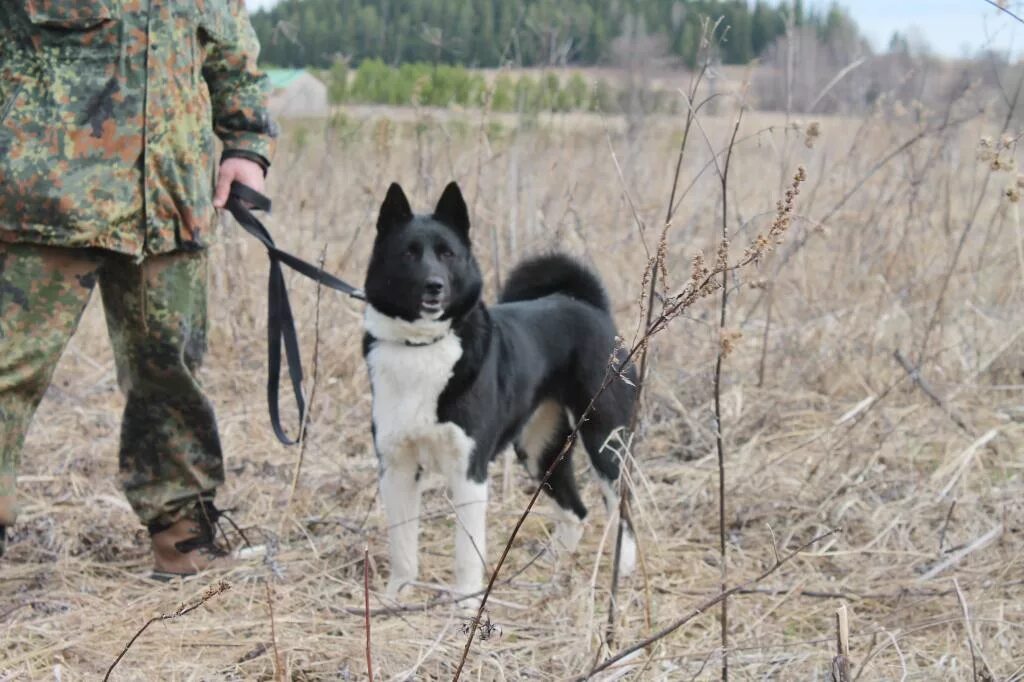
[516,400,587,552]
[380,458,422,597]
[576,404,637,577]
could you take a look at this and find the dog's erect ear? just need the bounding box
[377,183,413,233]
[433,182,470,238]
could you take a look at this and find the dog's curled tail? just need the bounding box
[499,254,610,311]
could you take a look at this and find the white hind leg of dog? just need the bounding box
[600,478,637,577]
[381,460,421,597]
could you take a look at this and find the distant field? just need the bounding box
[3,91,1023,680]
[299,56,981,120]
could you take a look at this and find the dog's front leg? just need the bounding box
[449,469,488,602]
[380,458,421,597]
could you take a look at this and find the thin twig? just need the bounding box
[983,0,1024,25]
[688,648,717,682]
[712,100,745,682]
[809,57,866,113]
[938,500,957,555]
[918,524,1003,582]
[578,529,839,681]
[605,20,715,651]
[832,604,851,682]
[103,581,231,681]
[893,349,974,436]
[266,581,284,681]
[953,578,980,682]
[755,281,773,387]
[364,545,374,682]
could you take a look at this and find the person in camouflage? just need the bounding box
[0,1,277,575]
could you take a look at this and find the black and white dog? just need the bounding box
[362,182,637,601]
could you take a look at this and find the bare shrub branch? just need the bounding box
[578,529,839,680]
[104,581,231,681]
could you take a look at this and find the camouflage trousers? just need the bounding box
[0,242,224,528]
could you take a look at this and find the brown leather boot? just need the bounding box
[149,501,239,580]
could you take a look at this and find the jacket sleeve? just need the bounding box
[201,0,277,167]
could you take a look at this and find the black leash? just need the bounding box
[224,182,365,445]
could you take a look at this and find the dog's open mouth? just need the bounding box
[421,298,444,314]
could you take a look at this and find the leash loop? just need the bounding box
[224,181,365,445]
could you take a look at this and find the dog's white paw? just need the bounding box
[386,576,413,599]
[453,581,483,614]
[552,506,584,554]
[455,593,483,615]
[554,517,584,554]
[617,527,637,577]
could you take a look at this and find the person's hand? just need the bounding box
[213,157,265,208]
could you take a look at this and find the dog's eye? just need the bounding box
[403,245,420,260]
[437,246,455,259]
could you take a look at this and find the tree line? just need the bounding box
[251,0,863,70]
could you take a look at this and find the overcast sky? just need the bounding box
[808,0,1022,58]
[244,0,1024,60]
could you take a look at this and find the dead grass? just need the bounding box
[2,99,1023,680]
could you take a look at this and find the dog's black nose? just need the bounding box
[425,277,444,296]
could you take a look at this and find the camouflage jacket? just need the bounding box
[0,1,277,256]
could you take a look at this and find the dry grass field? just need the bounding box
[3,84,1024,680]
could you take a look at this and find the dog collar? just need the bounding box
[364,304,453,346]
[404,335,448,347]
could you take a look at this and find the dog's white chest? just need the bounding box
[366,334,474,473]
